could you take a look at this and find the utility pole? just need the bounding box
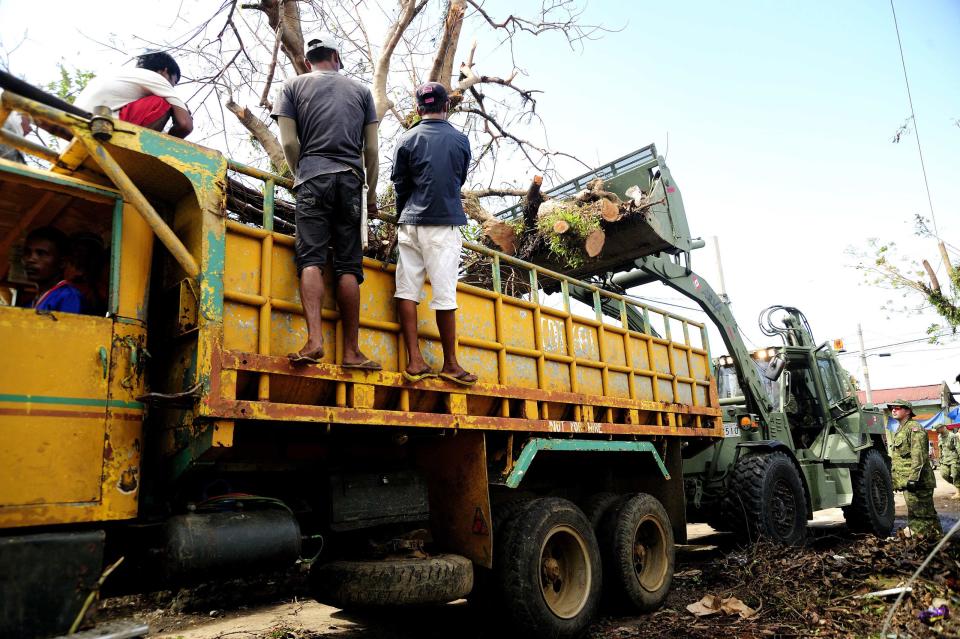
[713,236,730,304]
[858,323,873,405]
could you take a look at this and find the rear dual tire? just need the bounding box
[597,493,674,612]
[497,497,602,638]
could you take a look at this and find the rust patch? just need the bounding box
[118,467,139,494]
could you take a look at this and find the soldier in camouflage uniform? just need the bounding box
[889,400,941,537]
[935,424,959,499]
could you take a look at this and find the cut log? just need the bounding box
[522,175,544,231]
[585,229,606,257]
[598,199,620,222]
[483,219,517,254]
[553,219,571,234]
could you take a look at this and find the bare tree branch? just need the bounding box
[225,97,288,175]
[242,0,307,74]
[429,0,466,86]
[259,25,283,108]
[372,0,429,120]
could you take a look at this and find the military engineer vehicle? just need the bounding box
[506,146,896,545]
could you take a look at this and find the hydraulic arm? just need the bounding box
[611,252,773,424]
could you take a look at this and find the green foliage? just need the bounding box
[850,218,959,340]
[45,63,94,104]
[460,221,483,243]
[537,205,599,269]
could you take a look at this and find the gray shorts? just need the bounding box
[294,172,364,282]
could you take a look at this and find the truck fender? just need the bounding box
[733,441,812,519]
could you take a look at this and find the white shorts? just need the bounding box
[394,224,462,310]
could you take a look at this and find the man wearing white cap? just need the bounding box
[272,32,381,370]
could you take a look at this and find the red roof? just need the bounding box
[857,384,943,406]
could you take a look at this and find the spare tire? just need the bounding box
[311,554,473,608]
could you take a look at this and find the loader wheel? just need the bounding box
[723,451,807,545]
[499,497,602,638]
[311,554,473,608]
[843,448,895,537]
[598,493,674,612]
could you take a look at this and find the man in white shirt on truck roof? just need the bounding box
[75,51,193,138]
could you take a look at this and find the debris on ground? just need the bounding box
[686,594,756,619]
[591,531,960,638]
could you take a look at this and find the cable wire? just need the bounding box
[889,0,940,238]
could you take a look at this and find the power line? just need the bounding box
[837,331,958,355]
[889,0,940,237]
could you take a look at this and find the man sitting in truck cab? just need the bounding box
[64,232,107,315]
[21,226,84,313]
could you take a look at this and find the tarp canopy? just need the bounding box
[886,406,960,432]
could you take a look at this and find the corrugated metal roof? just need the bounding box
[857,384,942,405]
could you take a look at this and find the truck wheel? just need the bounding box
[469,493,535,609]
[580,492,621,529]
[499,497,602,638]
[598,493,674,612]
[311,554,473,608]
[723,451,807,545]
[842,448,895,537]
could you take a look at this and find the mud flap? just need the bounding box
[414,431,493,569]
[0,529,105,639]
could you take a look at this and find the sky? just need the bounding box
[1,0,958,398]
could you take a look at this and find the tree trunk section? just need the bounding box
[585,229,605,257]
[598,199,620,222]
[522,175,544,231]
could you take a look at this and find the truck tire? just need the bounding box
[470,493,535,609]
[842,448,895,537]
[311,554,473,608]
[580,492,621,530]
[499,497,602,638]
[598,493,674,612]
[723,451,807,545]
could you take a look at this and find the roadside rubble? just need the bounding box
[591,531,960,639]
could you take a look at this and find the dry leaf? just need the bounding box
[686,594,722,617]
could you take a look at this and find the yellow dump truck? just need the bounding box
[0,77,722,639]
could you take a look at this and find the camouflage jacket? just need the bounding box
[891,419,934,490]
[940,429,959,466]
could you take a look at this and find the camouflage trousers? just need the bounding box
[904,484,942,537]
[942,462,959,487]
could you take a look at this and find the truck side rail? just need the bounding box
[213,163,722,439]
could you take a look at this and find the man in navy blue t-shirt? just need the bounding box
[391,82,476,386]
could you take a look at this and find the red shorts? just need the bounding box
[118,95,171,127]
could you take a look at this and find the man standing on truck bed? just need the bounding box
[273,31,381,370]
[890,400,942,537]
[390,82,476,386]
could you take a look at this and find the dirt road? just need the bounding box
[106,474,959,639]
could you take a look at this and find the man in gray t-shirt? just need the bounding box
[272,31,381,370]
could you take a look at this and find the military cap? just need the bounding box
[887,399,916,417]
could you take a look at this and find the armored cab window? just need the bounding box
[815,349,844,407]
